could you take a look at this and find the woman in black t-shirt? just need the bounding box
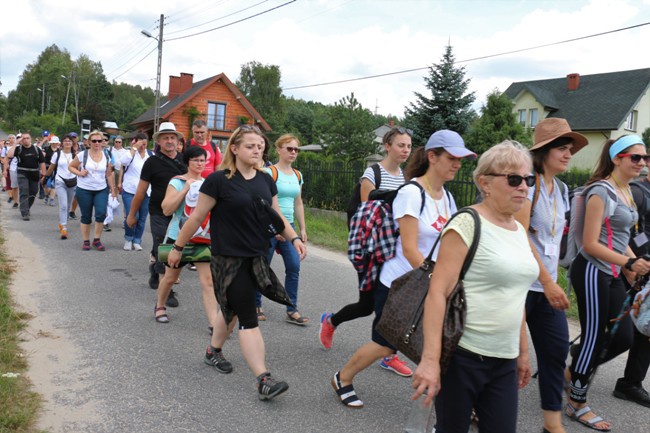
[168,125,307,401]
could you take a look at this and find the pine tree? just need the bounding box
[405,45,476,145]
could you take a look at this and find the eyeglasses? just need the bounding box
[90,139,103,143]
[284,146,300,153]
[395,127,413,136]
[486,173,536,187]
[114,141,122,144]
[239,124,262,134]
[617,153,650,164]
[189,159,206,164]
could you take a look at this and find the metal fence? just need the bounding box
[297,160,590,212]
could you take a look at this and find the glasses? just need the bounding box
[487,173,536,187]
[90,139,103,143]
[284,146,300,153]
[239,124,262,134]
[618,153,650,164]
[395,127,413,136]
[114,141,122,144]
[189,158,206,164]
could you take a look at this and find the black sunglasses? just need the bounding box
[90,139,103,143]
[395,127,413,136]
[618,153,650,164]
[487,173,536,187]
[239,124,262,134]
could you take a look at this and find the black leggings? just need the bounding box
[226,258,259,330]
[330,272,374,327]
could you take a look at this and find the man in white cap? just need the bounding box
[126,122,187,307]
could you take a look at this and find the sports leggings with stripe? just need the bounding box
[568,254,634,403]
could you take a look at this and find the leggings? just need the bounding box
[226,258,259,330]
[54,178,76,226]
[568,254,634,403]
[330,273,374,327]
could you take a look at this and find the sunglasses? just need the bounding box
[395,127,413,136]
[618,153,650,164]
[487,173,536,187]
[284,146,300,153]
[239,124,262,134]
[90,139,103,143]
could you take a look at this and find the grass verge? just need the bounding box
[0,233,42,433]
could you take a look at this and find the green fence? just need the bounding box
[297,160,590,212]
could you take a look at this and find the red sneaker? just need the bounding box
[319,313,336,349]
[379,354,413,377]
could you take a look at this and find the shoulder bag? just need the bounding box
[375,207,481,373]
[233,171,285,238]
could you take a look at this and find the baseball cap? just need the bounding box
[42,130,50,137]
[68,132,78,138]
[425,130,477,160]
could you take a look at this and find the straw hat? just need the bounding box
[152,122,183,141]
[531,118,588,154]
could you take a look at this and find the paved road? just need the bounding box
[2,196,649,432]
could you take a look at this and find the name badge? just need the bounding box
[633,232,649,248]
[545,243,558,257]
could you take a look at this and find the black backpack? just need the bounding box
[346,163,381,225]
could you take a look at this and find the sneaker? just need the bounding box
[123,240,133,251]
[188,264,197,271]
[59,225,68,240]
[48,198,55,206]
[148,263,159,290]
[92,239,105,251]
[21,214,30,221]
[104,224,112,232]
[257,372,289,401]
[166,290,179,308]
[133,243,143,251]
[69,211,77,220]
[82,241,91,251]
[12,203,18,209]
[7,197,12,203]
[319,313,336,349]
[379,354,413,377]
[204,347,233,374]
[613,379,650,408]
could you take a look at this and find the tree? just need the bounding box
[464,89,532,155]
[321,92,377,161]
[236,61,285,134]
[404,44,476,145]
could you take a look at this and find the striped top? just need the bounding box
[362,163,404,191]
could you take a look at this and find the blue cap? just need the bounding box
[425,130,477,160]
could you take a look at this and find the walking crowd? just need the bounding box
[2,118,649,432]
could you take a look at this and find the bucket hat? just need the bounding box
[531,118,587,154]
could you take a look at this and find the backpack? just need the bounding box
[559,181,618,269]
[268,165,302,183]
[178,180,211,245]
[82,149,113,170]
[346,163,382,225]
[122,150,154,175]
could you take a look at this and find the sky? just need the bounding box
[1,0,650,120]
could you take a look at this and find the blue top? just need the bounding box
[264,167,303,223]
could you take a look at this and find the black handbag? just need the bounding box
[234,171,285,238]
[375,207,481,373]
[60,175,77,188]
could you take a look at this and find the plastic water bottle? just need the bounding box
[404,396,432,433]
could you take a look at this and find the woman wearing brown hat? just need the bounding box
[514,118,587,433]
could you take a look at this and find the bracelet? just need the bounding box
[290,236,301,245]
[625,257,638,270]
[172,243,184,252]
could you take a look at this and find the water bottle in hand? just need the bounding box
[404,395,432,433]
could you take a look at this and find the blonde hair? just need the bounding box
[219,125,264,179]
[88,130,104,142]
[275,133,300,150]
[473,140,532,196]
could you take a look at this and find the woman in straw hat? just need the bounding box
[513,118,587,433]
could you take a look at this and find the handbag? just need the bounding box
[157,243,211,263]
[60,175,77,188]
[233,171,285,238]
[375,207,481,373]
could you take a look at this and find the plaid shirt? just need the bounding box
[347,200,398,292]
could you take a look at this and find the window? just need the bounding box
[212,137,229,153]
[529,109,538,128]
[518,110,526,126]
[625,111,637,131]
[207,102,227,130]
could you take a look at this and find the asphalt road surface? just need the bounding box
[2,196,649,433]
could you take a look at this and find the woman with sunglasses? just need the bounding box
[167,125,306,401]
[332,130,474,408]
[68,130,118,251]
[255,134,308,324]
[512,119,587,433]
[320,126,413,374]
[565,135,650,431]
[45,134,77,240]
[412,141,538,433]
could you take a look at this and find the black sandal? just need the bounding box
[286,311,309,326]
[154,306,169,323]
[256,308,266,321]
[331,371,363,408]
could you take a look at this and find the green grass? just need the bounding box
[0,234,42,433]
[304,208,349,254]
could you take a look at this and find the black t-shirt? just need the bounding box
[44,146,56,167]
[16,145,45,170]
[140,152,187,215]
[200,170,278,257]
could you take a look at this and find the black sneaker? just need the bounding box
[613,379,650,408]
[257,372,289,401]
[104,224,112,232]
[148,263,159,290]
[12,203,18,209]
[7,197,12,203]
[204,348,233,374]
[166,290,179,308]
[69,211,77,220]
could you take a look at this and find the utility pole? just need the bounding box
[39,83,45,115]
[62,74,71,125]
[72,71,79,125]
[142,15,164,133]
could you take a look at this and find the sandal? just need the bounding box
[256,308,266,321]
[154,306,169,323]
[565,402,611,431]
[331,371,363,408]
[286,311,309,326]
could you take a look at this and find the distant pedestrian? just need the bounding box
[120,132,152,251]
[45,134,77,240]
[188,119,221,177]
[7,132,45,220]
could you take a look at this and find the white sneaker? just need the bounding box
[133,243,143,251]
[123,240,133,251]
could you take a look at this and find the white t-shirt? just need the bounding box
[444,212,539,359]
[111,148,130,171]
[50,150,76,180]
[379,179,457,287]
[120,150,152,195]
[76,150,109,191]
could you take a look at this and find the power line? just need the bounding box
[112,47,158,81]
[165,0,297,42]
[166,0,270,35]
[282,21,650,91]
